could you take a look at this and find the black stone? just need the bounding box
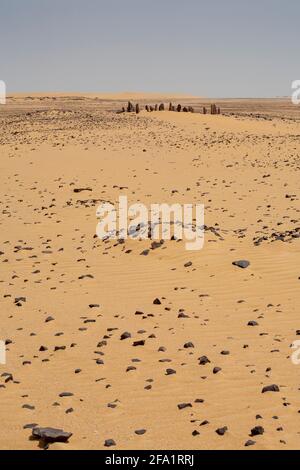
[32,427,72,443]
[232,260,250,269]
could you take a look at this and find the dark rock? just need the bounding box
[262,384,280,393]
[178,403,192,410]
[54,346,66,351]
[184,261,192,268]
[198,355,210,365]
[165,368,176,375]
[32,427,72,443]
[133,340,145,347]
[216,426,228,436]
[250,426,264,436]
[2,373,13,383]
[184,342,194,348]
[73,188,92,193]
[120,331,131,340]
[245,440,256,447]
[45,316,54,323]
[127,102,134,113]
[104,439,116,447]
[22,404,35,410]
[232,260,250,269]
[140,249,149,256]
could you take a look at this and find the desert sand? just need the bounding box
[0,94,299,450]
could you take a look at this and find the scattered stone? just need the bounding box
[250,426,264,436]
[199,355,210,365]
[133,340,145,347]
[216,426,228,436]
[22,404,35,410]
[104,438,116,447]
[178,403,192,410]
[262,384,280,393]
[232,260,250,269]
[45,316,54,323]
[32,427,72,443]
[120,331,131,340]
[184,261,192,268]
[245,440,256,447]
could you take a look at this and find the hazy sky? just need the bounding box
[1,0,299,97]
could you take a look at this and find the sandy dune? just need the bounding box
[0,96,299,450]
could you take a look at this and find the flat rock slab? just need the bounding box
[32,427,72,443]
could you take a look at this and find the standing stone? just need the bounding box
[177,104,182,112]
[135,103,140,114]
[127,101,134,113]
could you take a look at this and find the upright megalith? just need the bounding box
[127,101,134,113]
[135,103,140,114]
[177,104,182,112]
[159,103,165,111]
[211,104,217,115]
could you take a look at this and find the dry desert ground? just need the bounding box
[0,93,299,450]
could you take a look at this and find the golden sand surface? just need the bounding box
[0,95,299,449]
